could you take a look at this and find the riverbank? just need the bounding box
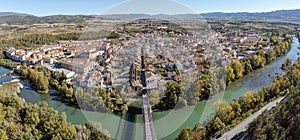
[174,44,300,139]
[0,78,24,93]
[177,59,300,139]
[0,59,20,69]
[217,96,286,140]
[0,79,23,95]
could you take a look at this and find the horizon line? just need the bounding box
[0,8,299,17]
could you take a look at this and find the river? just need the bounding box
[0,38,299,140]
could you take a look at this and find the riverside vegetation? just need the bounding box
[176,57,300,140]
[243,58,300,139]
[0,82,110,140]
[17,63,128,113]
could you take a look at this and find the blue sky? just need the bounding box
[1,0,300,16]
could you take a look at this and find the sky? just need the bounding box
[0,0,300,16]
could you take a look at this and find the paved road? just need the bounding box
[217,96,286,140]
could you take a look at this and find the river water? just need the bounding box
[0,38,299,140]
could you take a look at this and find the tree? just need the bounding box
[230,99,242,119]
[149,90,160,105]
[238,91,257,113]
[85,122,110,140]
[282,58,292,71]
[107,32,120,39]
[198,70,214,99]
[251,55,266,69]
[203,59,210,68]
[18,66,49,94]
[0,130,8,140]
[37,72,49,93]
[212,117,225,132]
[265,50,276,64]
[226,66,235,85]
[55,124,77,140]
[214,101,233,124]
[68,87,75,101]
[176,128,191,140]
[190,124,207,140]
[230,60,244,79]
[160,80,182,108]
[50,79,60,89]
[121,104,128,115]
[243,59,253,75]
[23,109,40,125]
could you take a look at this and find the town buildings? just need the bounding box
[4,21,274,92]
[5,48,26,62]
[61,58,95,74]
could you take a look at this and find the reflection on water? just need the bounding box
[0,67,10,75]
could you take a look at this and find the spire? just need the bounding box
[141,46,144,57]
[141,47,145,70]
[140,47,147,93]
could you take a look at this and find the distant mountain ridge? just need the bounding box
[1,9,300,23]
[0,12,31,17]
[200,9,300,19]
[95,9,300,21]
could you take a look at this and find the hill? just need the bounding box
[1,9,300,24]
[99,9,300,21]
[0,15,92,25]
[200,9,300,21]
[0,12,31,17]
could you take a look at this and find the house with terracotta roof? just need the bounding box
[61,58,95,74]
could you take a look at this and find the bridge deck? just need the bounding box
[142,95,157,140]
